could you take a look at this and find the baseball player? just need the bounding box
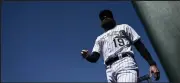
[81,10,160,83]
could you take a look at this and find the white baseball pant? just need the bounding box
[105,56,139,83]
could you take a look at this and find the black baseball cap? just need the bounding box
[99,10,114,21]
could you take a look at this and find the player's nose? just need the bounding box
[102,16,110,21]
[103,16,109,19]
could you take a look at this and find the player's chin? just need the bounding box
[101,18,114,25]
[101,21,116,30]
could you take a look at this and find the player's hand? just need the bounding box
[81,49,89,58]
[149,65,160,81]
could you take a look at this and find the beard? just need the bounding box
[101,18,116,30]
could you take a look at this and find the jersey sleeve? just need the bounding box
[92,37,101,54]
[125,24,141,43]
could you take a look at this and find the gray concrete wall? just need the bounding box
[132,1,180,83]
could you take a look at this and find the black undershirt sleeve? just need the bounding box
[85,52,100,63]
[134,39,156,66]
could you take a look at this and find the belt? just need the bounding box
[105,53,129,66]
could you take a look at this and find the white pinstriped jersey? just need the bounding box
[92,24,140,63]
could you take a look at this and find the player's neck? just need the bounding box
[103,25,117,32]
[104,29,110,32]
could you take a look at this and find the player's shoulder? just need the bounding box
[115,24,133,31]
[116,24,131,28]
[121,24,130,26]
[96,34,103,41]
[96,31,107,42]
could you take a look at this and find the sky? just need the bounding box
[2,1,169,82]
